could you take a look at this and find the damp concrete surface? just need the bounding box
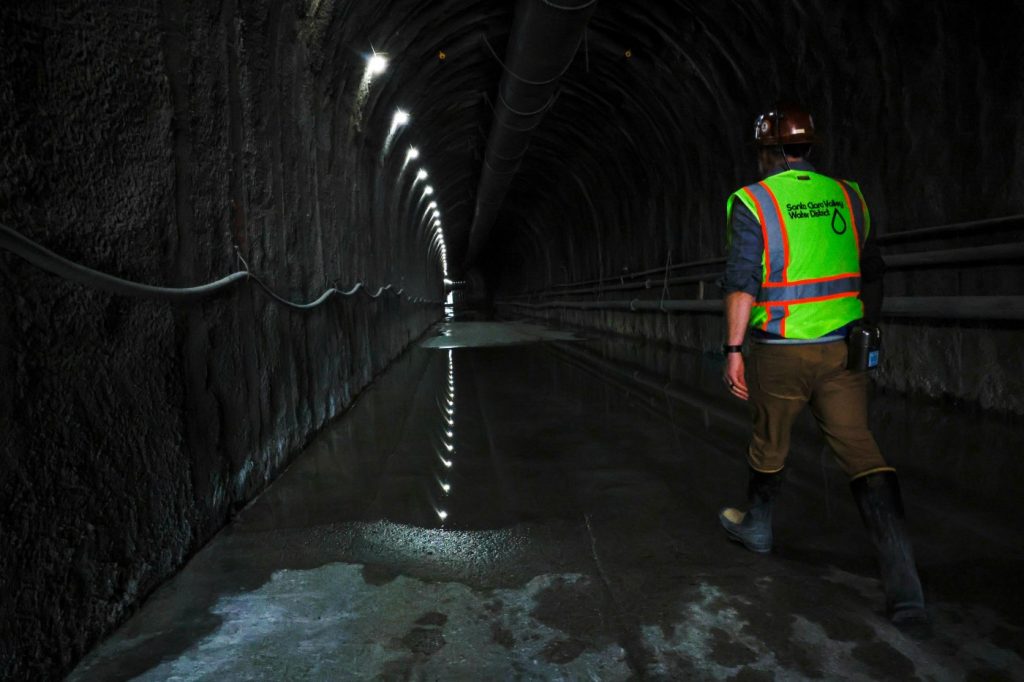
[69,321,1024,681]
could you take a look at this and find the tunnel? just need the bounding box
[2,0,1024,679]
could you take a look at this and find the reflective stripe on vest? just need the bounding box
[740,182,791,335]
[759,272,861,304]
[834,179,865,254]
[741,183,788,284]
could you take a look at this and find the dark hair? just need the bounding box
[782,143,812,159]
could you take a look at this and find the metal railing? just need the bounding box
[502,296,1024,320]
[496,213,1024,320]
[505,213,1024,300]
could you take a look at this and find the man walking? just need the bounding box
[718,103,926,626]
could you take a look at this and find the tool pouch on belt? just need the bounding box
[847,323,882,371]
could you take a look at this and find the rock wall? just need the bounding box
[0,1,440,678]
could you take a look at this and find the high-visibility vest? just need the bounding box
[726,170,869,339]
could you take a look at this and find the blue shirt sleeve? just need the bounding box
[721,200,763,296]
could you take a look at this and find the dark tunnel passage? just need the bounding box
[2,1,1024,679]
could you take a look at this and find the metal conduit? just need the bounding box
[519,213,1024,295]
[0,222,439,308]
[464,0,598,266]
[875,213,1024,244]
[502,242,1024,300]
[501,296,1024,320]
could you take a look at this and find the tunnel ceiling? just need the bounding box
[358,0,1023,293]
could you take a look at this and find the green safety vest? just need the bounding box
[726,170,869,339]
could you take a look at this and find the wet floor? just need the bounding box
[70,321,1024,681]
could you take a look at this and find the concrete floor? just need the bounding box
[70,322,1024,681]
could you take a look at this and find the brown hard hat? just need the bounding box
[754,102,818,146]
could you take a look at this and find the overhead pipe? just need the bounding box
[464,0,598,266]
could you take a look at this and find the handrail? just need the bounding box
[545,256,725,292]
[0,222,439,307]
[883,242,1024,268]
[501,296,1024,321]
[514,213,1024,297]
[505,299,719,312]
[875,213,1024,244]
[500,242,1024,301]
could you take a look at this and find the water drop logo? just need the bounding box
[831,208,848,235]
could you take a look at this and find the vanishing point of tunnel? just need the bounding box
[2,1,1024,680]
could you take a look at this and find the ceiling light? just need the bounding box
[367,53,389,76]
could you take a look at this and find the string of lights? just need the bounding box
[363,48,450,289]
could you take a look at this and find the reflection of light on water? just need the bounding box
[431,349,456,524]
[444,291,455,321]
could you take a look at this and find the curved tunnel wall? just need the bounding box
[0,1,451,677]
[486,0,1024,413]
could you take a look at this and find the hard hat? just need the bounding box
[754,103,818,146]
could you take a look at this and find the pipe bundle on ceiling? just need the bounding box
[465,0,598,266]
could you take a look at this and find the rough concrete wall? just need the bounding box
[0,1,440,678]
[490,0,1024,413]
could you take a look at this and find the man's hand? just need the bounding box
[723,291,755,400]
[723,352,749,400]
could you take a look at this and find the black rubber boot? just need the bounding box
[850,471,927,626]
[718,468,784,553]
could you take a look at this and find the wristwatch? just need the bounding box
[722,344,743,354]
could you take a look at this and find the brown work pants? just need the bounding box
[746,340,893,479]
